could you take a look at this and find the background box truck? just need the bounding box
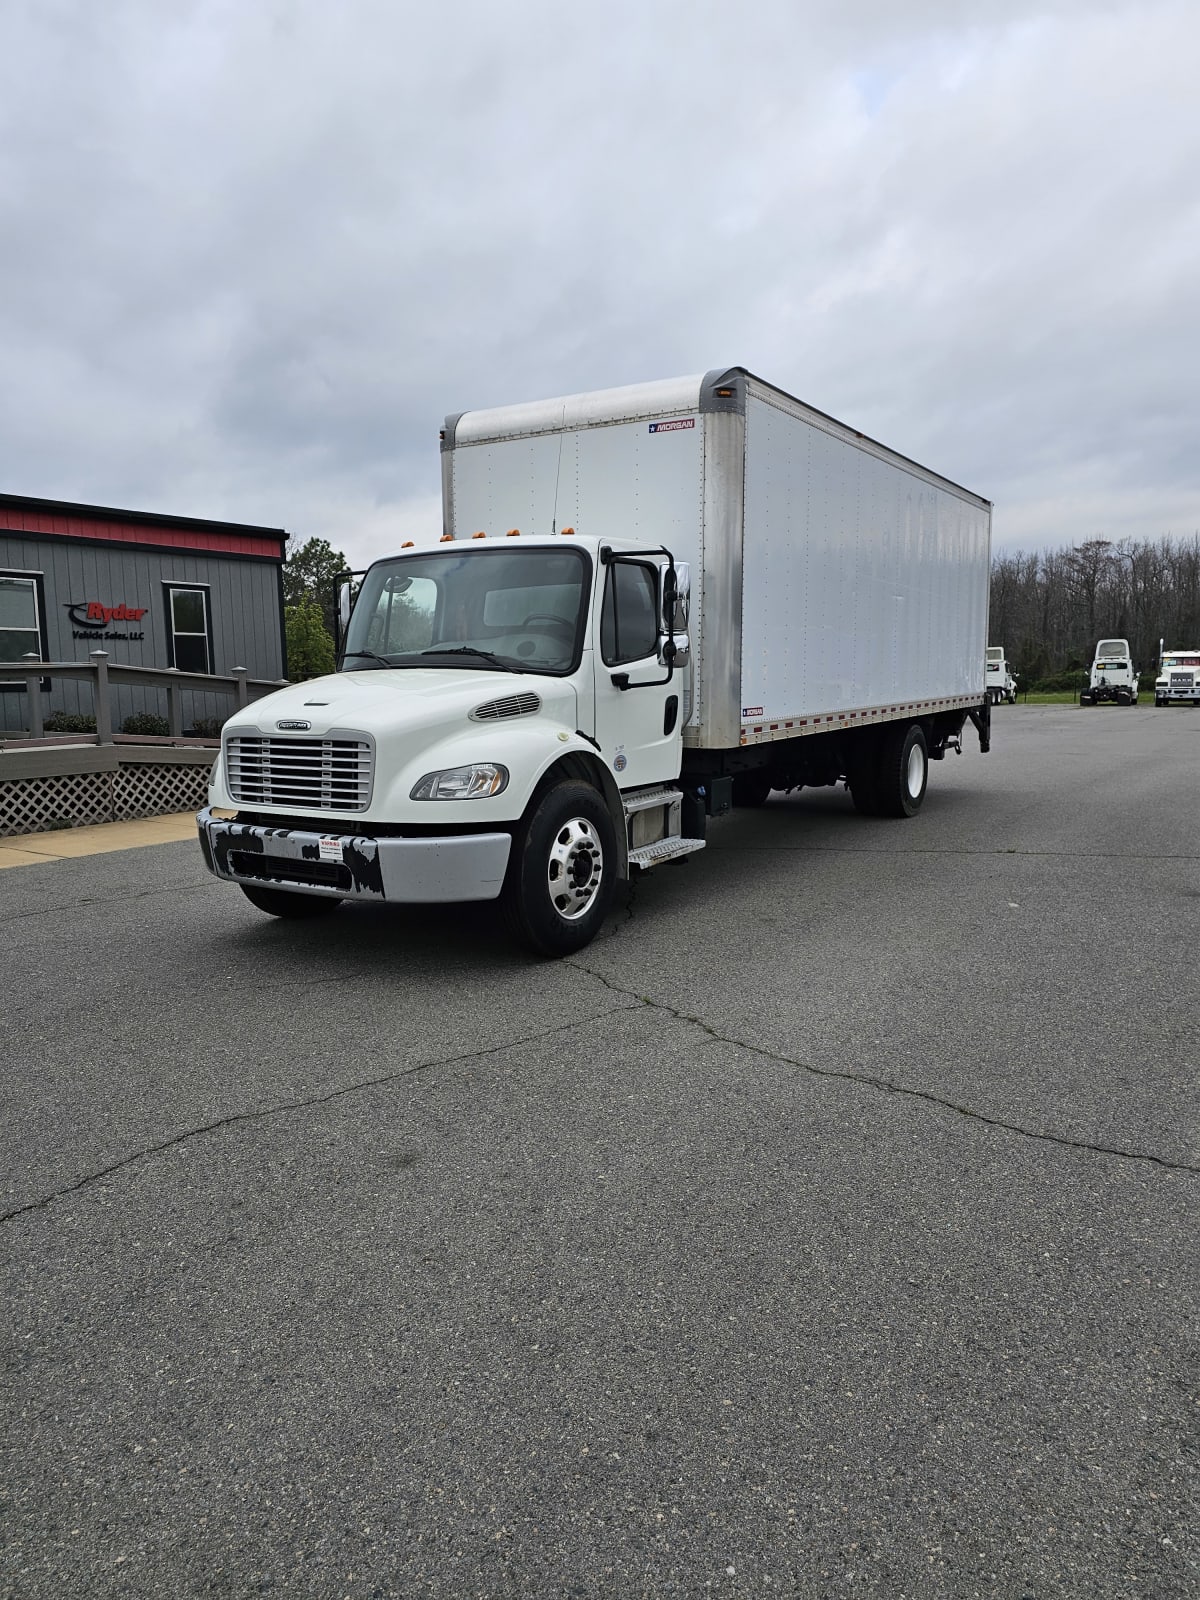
[199,368,993,955]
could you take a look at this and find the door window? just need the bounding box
[600,562,659,666]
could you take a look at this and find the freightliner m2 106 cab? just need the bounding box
[1154,649,1200,706]
[1080,639,1139,706]
[198,369,993,956]
[986,646,1017,704]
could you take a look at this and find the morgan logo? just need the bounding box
[276,719,312,731]
[648,418,695,434]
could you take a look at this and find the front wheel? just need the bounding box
[239,883,343,918]
[875,722,928,818]
[503,781,617,957]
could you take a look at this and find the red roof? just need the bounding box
[0,494,287,560]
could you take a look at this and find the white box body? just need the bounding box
[443,368,992,751]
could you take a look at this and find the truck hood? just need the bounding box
[229,668,578,740]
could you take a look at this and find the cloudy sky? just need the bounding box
[1,0,1195,566]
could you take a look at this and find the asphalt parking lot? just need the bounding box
[3,705,1197,1599]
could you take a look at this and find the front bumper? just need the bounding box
[197,807,512,903]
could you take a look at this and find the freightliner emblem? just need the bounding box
[276,719,311,731]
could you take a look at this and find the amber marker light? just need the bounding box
[472,531,487,539]
[506,528,520,537]
[560,526,575,536]
[401,540,414,548]
[439,532,454,542]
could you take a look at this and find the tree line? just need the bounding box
[281,531,1200,688]
[989,535,1200,687]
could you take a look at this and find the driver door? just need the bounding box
[591,558,682,790]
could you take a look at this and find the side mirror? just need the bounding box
[337,582,352,632]
[658,561,691,669]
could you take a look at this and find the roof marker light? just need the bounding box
[440,532,454,542]
[401,540,414,548]
[472,531,486,539]
[506,528,520,537]
[560,526,575,536]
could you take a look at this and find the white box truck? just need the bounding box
[198,368,993,956]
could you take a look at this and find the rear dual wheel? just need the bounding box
[850,723,928,819]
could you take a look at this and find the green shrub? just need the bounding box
[189,716,224,738]
[43,712,97,733]
[121,713,171,736]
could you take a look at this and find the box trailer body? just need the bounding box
[443,369,992,753]
[199,368,993,956]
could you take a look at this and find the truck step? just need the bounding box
[621,784,683,815]
[628,836,706,870]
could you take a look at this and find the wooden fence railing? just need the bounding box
[3,651,287,742]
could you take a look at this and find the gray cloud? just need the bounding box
[0,0,1195,563]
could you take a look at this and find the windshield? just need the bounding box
[986,648,1004,663]
[1096,640,1129,658]
[342,546,591,675]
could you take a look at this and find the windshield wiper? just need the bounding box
[342,649,395,669]
[420,646,518,673]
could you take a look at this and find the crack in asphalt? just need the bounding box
[568,959,1200,1177]
[0,1000,636,1228]
[0,880,213,925]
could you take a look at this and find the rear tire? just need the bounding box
[239,884,343,918]
[874,722,928,818]
[732,771,773,808]
[503,781,617,957]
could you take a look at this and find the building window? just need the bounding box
[164,584,213,673]
[0,571,48,676]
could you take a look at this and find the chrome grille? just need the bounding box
[225,736,373,811]
[470,692,541,721]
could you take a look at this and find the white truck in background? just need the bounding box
[1154,648,1200,706]
[198,368,993,956]
[1080,639,1139,706]
[986,646,1018,704]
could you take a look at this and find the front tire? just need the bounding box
[503,781,617,957]
[239,883,343,918]
[875,722,928,818]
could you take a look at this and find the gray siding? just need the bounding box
[0,534,284,733]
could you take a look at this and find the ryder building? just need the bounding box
[0,492,287,732]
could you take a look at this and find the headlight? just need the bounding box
[410,763,509,801]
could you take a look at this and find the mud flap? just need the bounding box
[968,699,991,753]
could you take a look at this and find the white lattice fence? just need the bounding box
[0,773,115,836]
[1,761,212,836]
[113,763,210,821]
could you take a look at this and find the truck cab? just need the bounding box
[1154,649,1200,706]
[1080,639,1138,706]
[985,646,1017,704]
[199,533,697,956]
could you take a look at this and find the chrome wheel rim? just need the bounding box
[547,817,605,921]
[906,742,926,798]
